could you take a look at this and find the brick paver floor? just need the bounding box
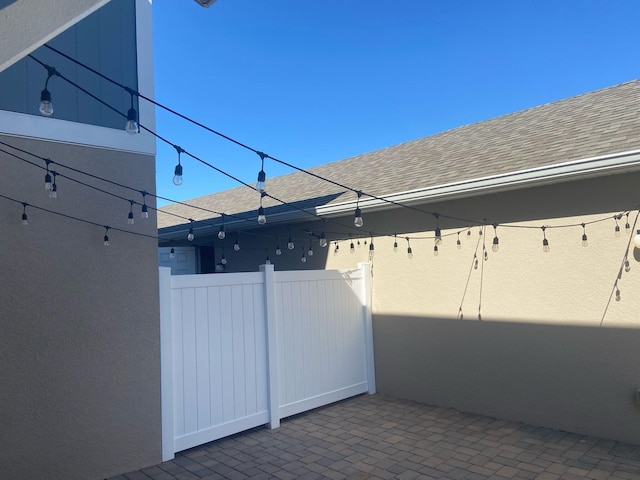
[110,394,640,480]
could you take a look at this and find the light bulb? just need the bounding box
[369,243,375,259]
[103,235,110,246]
[257,206,267,225]
[187,227,194,241]
[582,233,588,247]
[125,107,139,134]
[127,211,135,225]
[350,242,355,254]
[624,260,631,272]
[433,245,439,256]
[633,230,640,248]
[457,238,461,249]
[218,227,226,240]
[256,170,266,193]
[265,256,271,265]
[234,240,240,251]
[615,288,621,302]
[492,237,499,252]
[275,246,282,256]
[173,163,183,186]
[354,208,363,227]
[319,232,327,248]
[221,255,227,265]
[407,246,413,259]
[21,213,28,226]
[301,254,307,263]
[474,257,478,269]
[393,240,398,252]
[141,204,149,219]
[49,184,57,199]
[435,227,442,245]
[543,238,550,252]
[484,250,488,261]
[44,172,52,190]
[169,247,176,259]
[287,238,295,250]
[39,88,53,116]
[308,247,314,256]
[615,225,621,237]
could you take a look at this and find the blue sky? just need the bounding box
[152,0,640,206]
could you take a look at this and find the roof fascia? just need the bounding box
[316,149,640,216]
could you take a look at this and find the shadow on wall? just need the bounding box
[372,313,640,445]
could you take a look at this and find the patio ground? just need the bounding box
[111,394,640,480]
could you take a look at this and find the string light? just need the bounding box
[319,220,328,247]
[457,232,462,249]
[125,90,139,134]
[624,259,630,272]
[275,244,282,256]
[615,285,621,302]
[334,241,340,254]
[287,230,295,250]
[44,159,52,190]
[220,250,227,265]
[301,249,307,263]
[474,253,478,270]
[234,235,240,251]
[368,233,374,259]
[581,223,588,247]
[625,213,631,231]
[614,215,621,237]
[483,245,488,261]
[350,235,355,254]
[38,65,58,116]
[173,145,184,186]
[492,224,499,252]
[49,172,58,199]
[127,200,135,225]
[434,214,442,245]
[103,226,110,246]
[21,203,28,225]
[354,191,363,227]
[256,151,267,193]
[187,220,195,241]
[393,234,398,252]
[433,245,439,256]
[169,247,175,259]
[218,215,226,239]
[140,192,149,219]
[307,240,314,257]
[257,193,267,225]
[542,226,550,252]
[406,237,413,259]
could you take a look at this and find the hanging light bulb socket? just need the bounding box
[287,230,295,250]
[218,215,226,239]
[393,234,398,252]
[581,223,588,247]
[103,226,110,246]
[127,200,135,225]
[434,214,442,245]
[21,202,29,226]
[257,192,267,224]
[39,65,58,116]
[140,191,149,219]
[49,171,58,199]
[256,151,267,193]
[542,226,550,252]
[354,191,364,227]
[187,220,195,241]
[492,224,499,252]
[169,247,176,259]
[368,233,375,259]
[173,145,184,186]
[44,159,52,190]
[125,90,139,134]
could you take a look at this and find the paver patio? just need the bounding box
[110,394,640,480]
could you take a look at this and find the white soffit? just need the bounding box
[0,0,110,73]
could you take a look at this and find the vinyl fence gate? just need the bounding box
[159,263,375,461]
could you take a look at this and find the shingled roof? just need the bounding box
[159,80,640,232]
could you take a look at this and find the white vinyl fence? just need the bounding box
[159,263,375,461]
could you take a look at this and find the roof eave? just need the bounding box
[316,149,640,216]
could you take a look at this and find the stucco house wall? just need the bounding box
[0,1,161,478]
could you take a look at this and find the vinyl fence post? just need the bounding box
[260,263,280,428]
[358,262,376,394]
[159,267,175,461]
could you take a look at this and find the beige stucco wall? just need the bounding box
[0,135,161,479]
[210,171,640,444]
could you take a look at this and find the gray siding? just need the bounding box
[0,0,138,130]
